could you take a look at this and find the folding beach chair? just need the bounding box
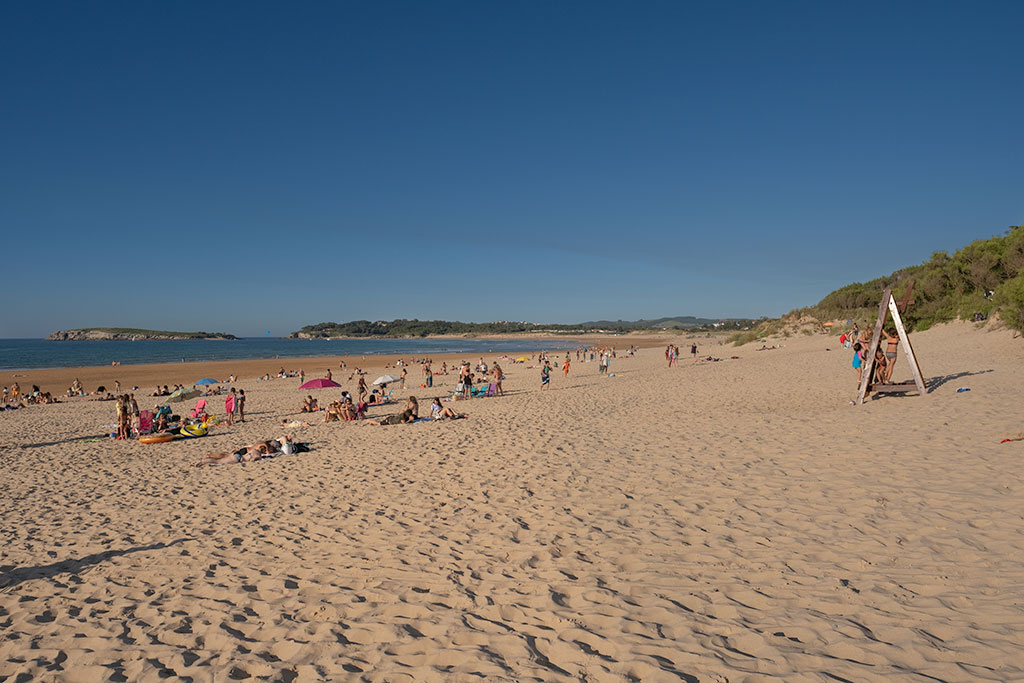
[136,410,154,436]
[190,399,208,418]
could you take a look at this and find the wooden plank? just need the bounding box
[856,288,892,405]
[897,279,915,314]
[888,296,928,395]
[871,382,920,393]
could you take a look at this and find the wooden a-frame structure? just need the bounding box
[855,285,928,405]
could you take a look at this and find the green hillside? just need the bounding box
[732,224,1024,344]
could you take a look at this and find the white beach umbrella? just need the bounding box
[372,375,400,385]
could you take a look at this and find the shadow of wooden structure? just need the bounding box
[855,285,928,405]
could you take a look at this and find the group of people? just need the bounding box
[364,396,463,425]
[847,326,901,387]
[454,360,504,398]
[664,343,700,366]
[2,383,60,409]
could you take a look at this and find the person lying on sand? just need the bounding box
[364,397,418,425]
[195,443,271,466]
[430,397,465,420]
[280,419,312,428]
[194,434,296,466]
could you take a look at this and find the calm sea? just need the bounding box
[0,337,580,371]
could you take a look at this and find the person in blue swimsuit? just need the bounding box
[852,342,865,385]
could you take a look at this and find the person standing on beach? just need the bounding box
[326,368,332,382]
[237,389,246,422]
[298,369,305,386]
[128,394,139,433]
[541,360,551,389]
[115,395,128,439]
[357,375,368,403]
[562,357,570,376]
[492,363,503,396]
[424,362,432,388]
[691,343,698,362]
[880,329,899,382]
[852,342,866,386]
[400,367,407,389]
[225,388,237,426]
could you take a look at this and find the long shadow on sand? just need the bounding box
[926,368,994,391]
[20,434,110,449]
[869,368,994,401]
[0,538,190,591]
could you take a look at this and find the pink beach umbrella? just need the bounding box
[299,378,341,389]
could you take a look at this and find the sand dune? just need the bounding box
[2,322,1022,681]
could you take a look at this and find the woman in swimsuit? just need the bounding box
[431,398,464,420]
[880,329,899,382]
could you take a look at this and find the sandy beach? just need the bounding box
[2,322,1022,681]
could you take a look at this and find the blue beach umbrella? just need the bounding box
[196,378,219,385]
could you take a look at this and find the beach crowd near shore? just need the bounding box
[2,324,1023,680]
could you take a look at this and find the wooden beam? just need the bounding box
[897,279,915,314]
[888,296,928,395]
[856,288,891,405]
[871,381,920,393]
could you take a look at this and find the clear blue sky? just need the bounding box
[2,1,1021,337]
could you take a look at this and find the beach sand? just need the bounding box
[2,322,1022,681]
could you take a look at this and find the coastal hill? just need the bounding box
[730,223,1024,344]
[47,328,238,341]
[290,317,755,339]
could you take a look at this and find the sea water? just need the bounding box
[0,338,580,371]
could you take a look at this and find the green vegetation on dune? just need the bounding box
[730,224,1024,345]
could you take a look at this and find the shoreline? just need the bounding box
[0,331,688,374]
[2,334,680,395]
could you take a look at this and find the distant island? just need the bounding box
[48,328,238,341]
[290,317,755,339]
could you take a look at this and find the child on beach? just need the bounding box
[541,361,551,389]
[852,342,865,385]
[492,363,503,396]
[562,358,570,376]
[237,389,245,422]
[225,389,236,426]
